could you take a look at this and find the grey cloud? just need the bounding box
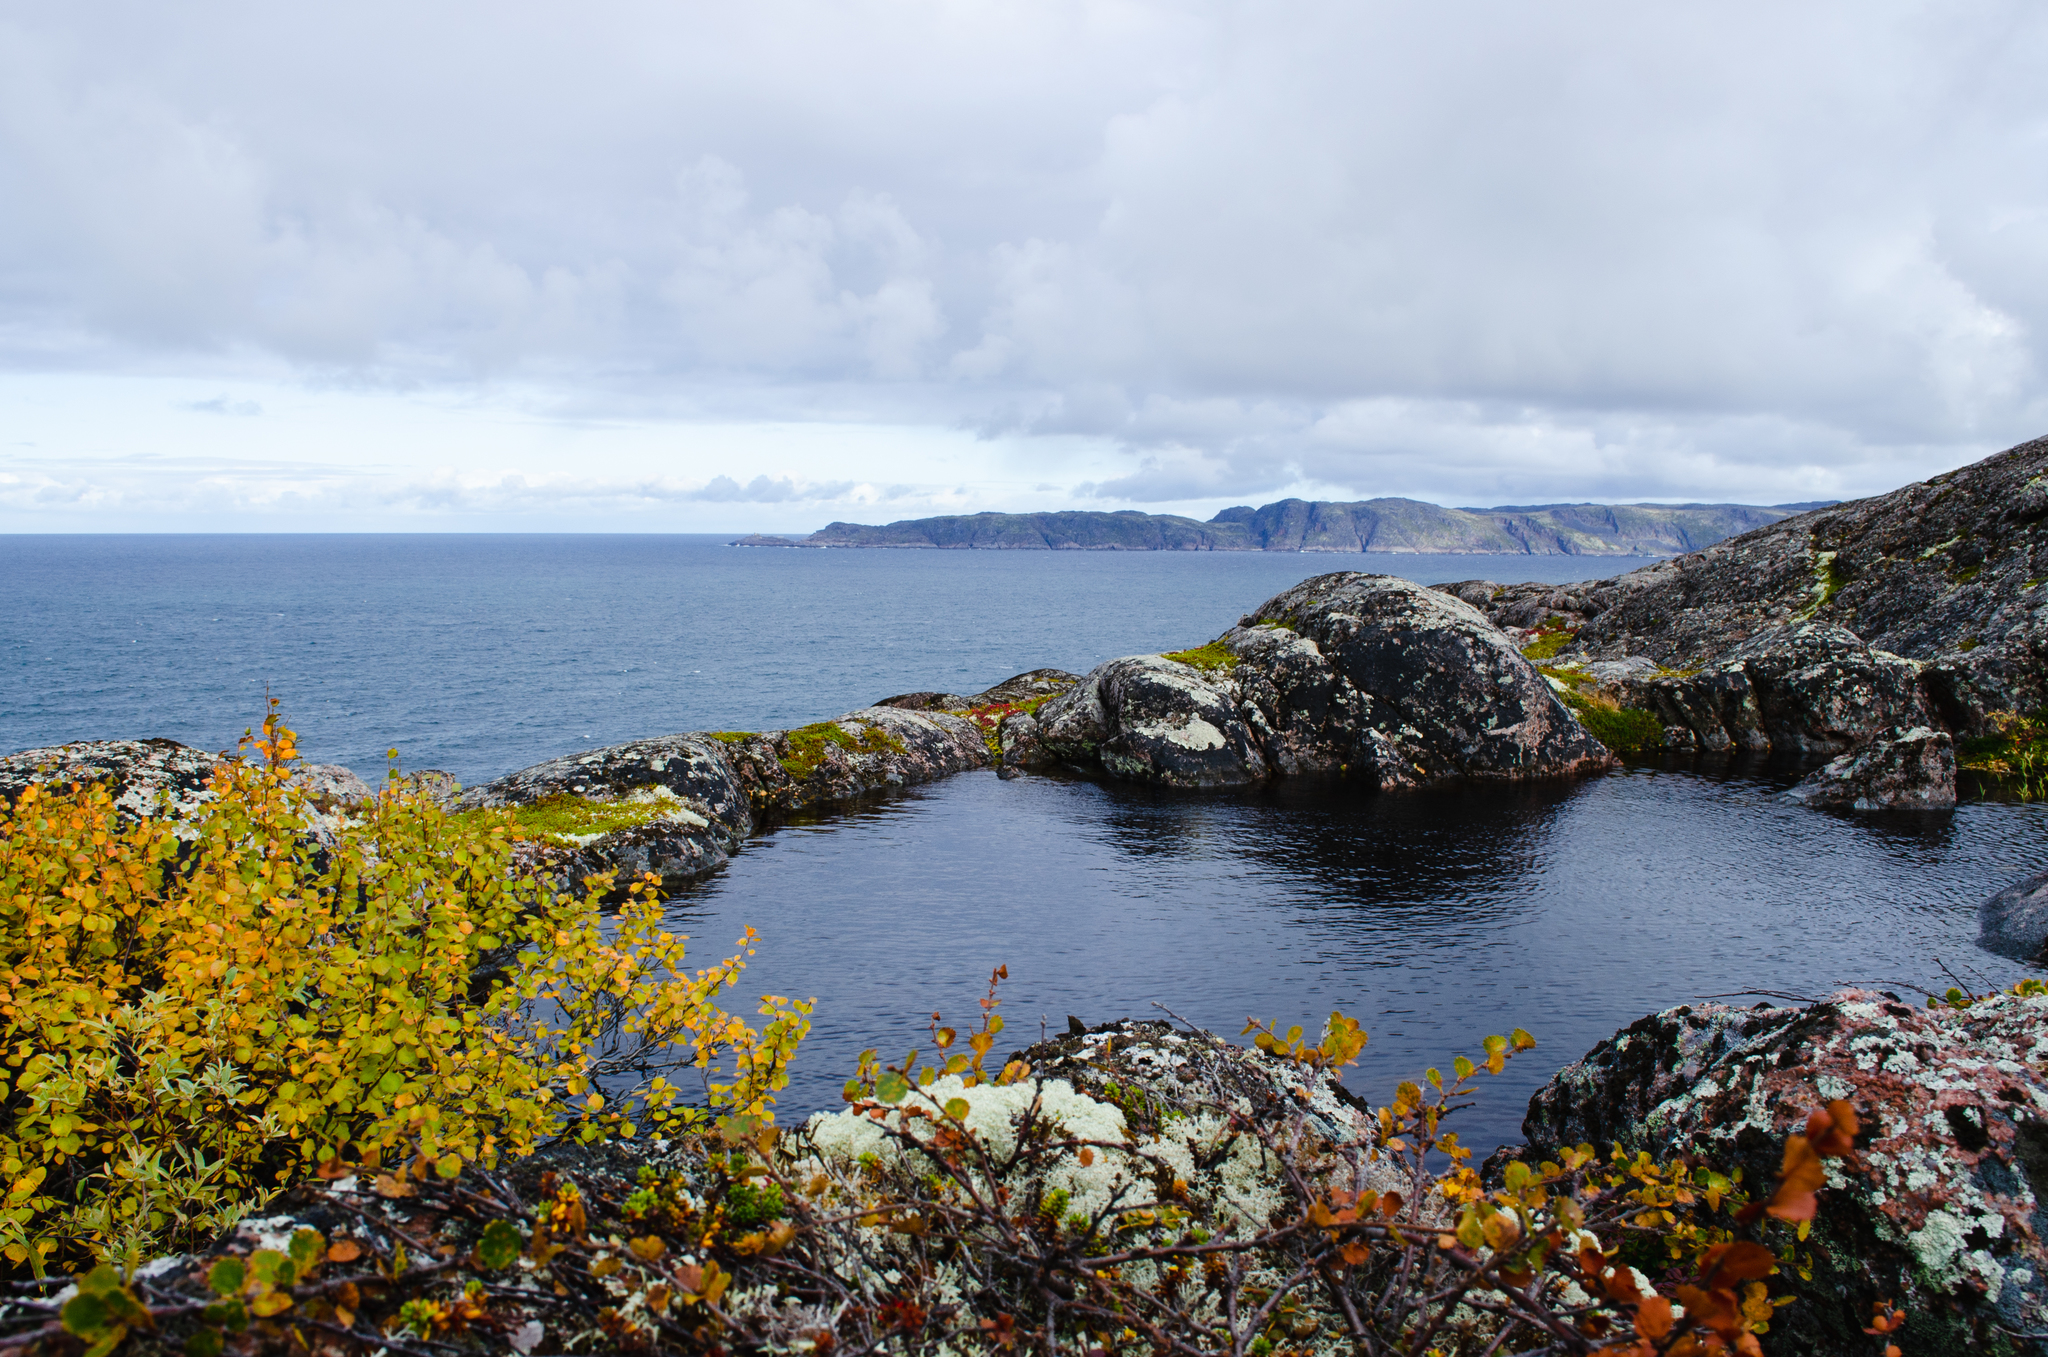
[5,1,2048,506]
[182,396,262,416]
[687,474,857,503]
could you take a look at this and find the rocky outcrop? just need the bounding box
[1027,572,1613,789]
[1435,437,2048,812]
[1980,870,2048,963]
[459,706,991,889]
[1513,990,2048,1355]
[1785,727,1957,810]
[1466,435,2048,733]
[0,738,222,819]
[0,739,376,839]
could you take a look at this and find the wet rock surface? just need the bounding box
[1785,726,1957,811]
[1035,572,1613,789]
[1981,870,2048,963]
[1513,990,2048,1355]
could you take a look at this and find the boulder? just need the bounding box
[1784,727,1957,810]
[1979,869,2048,962]
[1514,990,2048,1355]
[1034,655,1270,788]
[1031,573,1612,790]
[1244,573,1611,786]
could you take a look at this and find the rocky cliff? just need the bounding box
[749,496,1811,555]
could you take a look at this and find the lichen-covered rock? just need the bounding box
[1033,573,1612,790]
[464,708,992,886]
[1723,623,1936,755]
[1515,991,2048,1355]
[1980,870,2048,963]
[1034,656,1270,787]
[459,733,757,888]
[1785,727,1957,810]
[0,738,221,819]
[1243,573,1612,787]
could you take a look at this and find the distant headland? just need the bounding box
[732,495,1835,556]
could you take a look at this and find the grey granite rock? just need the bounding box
[1035,655,1269,787]
[1784,726,1956,810]
[1979,868,2048,961]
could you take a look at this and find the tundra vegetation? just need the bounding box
[0,716,1915,1356]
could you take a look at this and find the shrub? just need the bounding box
[0,708,808,1274]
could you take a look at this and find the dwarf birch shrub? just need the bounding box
[0,713,808,1274]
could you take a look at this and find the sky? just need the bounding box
[4,0,2048,532]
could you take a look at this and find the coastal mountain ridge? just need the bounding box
[736,494,1830,556]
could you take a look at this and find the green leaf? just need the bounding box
[78,1265,124,1299]
[943,1097,970,1121]
[476,1219,523,1270]
[1511,1028,1536,1052]
[186,1328,225,1357]
[205,1259,246,1298]
[1452,1055,1475,1081]
[248,1248,292,1289]
[83,1328,127,1357]
[60,1292,109,1338]
[875,1070,910,1105]
[288,1228,325,1276]
[201,1299,249,1334]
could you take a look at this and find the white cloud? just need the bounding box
[3,0,2048,525]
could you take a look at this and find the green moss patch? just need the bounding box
[1520,615,1577,662]
[1557,691,1663,756]
[455,792,679,847]
[1162,639,1236,673]
[778,721,907,779]
[707,731,756,743]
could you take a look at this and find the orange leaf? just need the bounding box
[1699,1241,1777,1285]
[1764,1134,1826,1222]
[326,1240,363,1263]
[1635,1296,1674,1339]
[1807,1100,1861,1165]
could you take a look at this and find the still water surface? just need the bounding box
[675,761,2048,1150]
[5,535,2041,1150]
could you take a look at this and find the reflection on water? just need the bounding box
[670,761,2048,1153]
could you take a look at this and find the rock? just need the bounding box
[1724,623,1935,754]
[297,763,374,807]
[1514,990,2048,1355]
[996,711,1054,773]
[464,707,992,887]
[1979,870,2048,962]
[873,691,972,712]
[0,738,220,819]
[459,734,756,887]
[1243,573,1612,787]
[718,706,991,816]
[1785,727,1957,810]
[966,668,1080,707]
[1034,573,1613,790]
[1035,655,1270,787]
[1543,434,2048,730]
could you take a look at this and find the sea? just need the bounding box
[6,534,2043,1151]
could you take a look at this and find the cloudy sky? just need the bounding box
[4,0,2046,531]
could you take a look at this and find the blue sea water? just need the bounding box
[5,534,2040,1149]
